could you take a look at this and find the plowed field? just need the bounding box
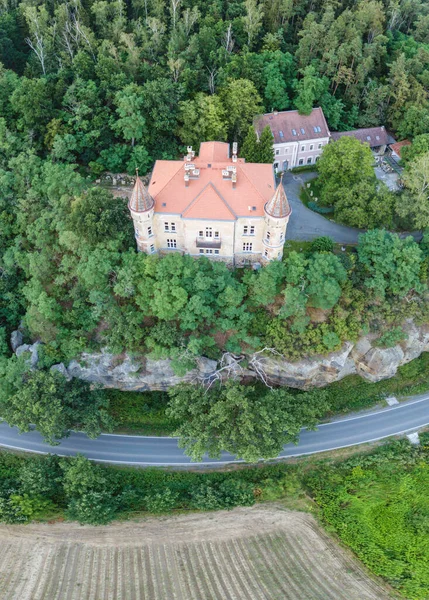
[0,506,391,600]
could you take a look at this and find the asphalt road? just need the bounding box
[0,394,428,466]
[284,172,363,244]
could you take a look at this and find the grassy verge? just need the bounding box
[106,389,178,435]
[105,352,429,435]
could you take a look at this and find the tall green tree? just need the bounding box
[167,382,329,462]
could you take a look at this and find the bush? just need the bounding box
[310,236,334,253]
[144,488,179,513]
[308,201,334,214]
[190,480,255,510]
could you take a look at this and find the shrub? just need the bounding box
[144,488,179,513]
[308,201,334,214]
[310,236,334,253]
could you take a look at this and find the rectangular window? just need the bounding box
[150,244,155,253]
[205,227,212,238]
[275,149,280,155]
[264,249,268,257]
[135,229,140,238]
[214,250,219,255]
[198,230,203,237]
[164,222,169,232]
[318,143,322,149]
[280,232,284,241]
[307,157,312,164]
[171,222,176,232]
[167,239,177,248]
[214,231,220,239]
[199,249,204,254]
[250,225,255,235]
[301,145,305,152]
[298,159,304,166]
[274,162,279,169]
[266,231,271,240]
[206,249,213,254]
[147,226,152,236]
[243,242,253,252]
[243,225,248,235]
[310,144,314,150]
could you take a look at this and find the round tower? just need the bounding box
[128,171,156,254]
[262,174,291,261]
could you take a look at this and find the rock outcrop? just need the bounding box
[11,319,429,391]
[66,352,218,391]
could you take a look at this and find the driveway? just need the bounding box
[0,393,428,465]
[284,172,363,244]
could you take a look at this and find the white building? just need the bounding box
[254,107,331,171]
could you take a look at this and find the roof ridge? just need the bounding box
[182,181,236,219]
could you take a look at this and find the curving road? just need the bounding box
[0,394,429,466]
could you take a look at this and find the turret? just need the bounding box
[128,171,156,253]
[262,174,291,261]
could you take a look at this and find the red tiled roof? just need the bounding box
[390,140,411,158]
[182,183,236,220]
[254,108,330,144]
[331,127,392,147]
[149,142,275,220]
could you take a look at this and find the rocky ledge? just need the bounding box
[12,319,429,391]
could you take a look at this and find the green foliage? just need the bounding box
[167,381,329,462]
[305,442,429,599]
[310,237,334,253]
[0,364,114,444]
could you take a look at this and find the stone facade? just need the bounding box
[129,142,291,266]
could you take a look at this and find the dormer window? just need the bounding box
[292,129,297,136]
[301,128,305,134]
[367,136,371,141]
[279,131,284,138]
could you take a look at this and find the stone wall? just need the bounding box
[12,319,429,392]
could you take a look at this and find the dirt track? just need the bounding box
[0,506,391,599]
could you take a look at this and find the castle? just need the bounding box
[128,141,291,266]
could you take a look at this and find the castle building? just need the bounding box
[128,141,291,266]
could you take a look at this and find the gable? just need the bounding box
[182,183,236,221]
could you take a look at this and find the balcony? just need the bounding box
[196,237,221,249]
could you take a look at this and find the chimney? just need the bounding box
[186,145,195,161]
[184,171,189,187]
[232,141,238,163]
[232,171,237,189]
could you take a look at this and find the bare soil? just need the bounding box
[0,505,392,600]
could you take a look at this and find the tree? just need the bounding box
[258,125,275,163]
[221,79,263,144]
[306,253,347,310]
[114,84,146,147]
[357,230,424,299]
[0,367,114,444]
[241,124,274,163]
[243,0,264,49]
[241,125,259,162]
[68,187,134,249]
[167,382,329,462]
[294,66,327,115]
[177,93,227,148]
[400,153,429,229]
[401,134,429,164]
[61,454,119,524]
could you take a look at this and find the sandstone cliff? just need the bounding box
[12,319,429,391]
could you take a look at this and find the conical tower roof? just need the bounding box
[129,173,154,213]
[265,174,291,218]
